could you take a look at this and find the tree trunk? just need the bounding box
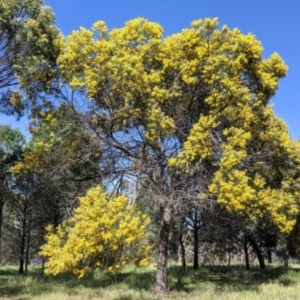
[244,238,250,270]
[179,225,186,272]
[248,236,266,269]
[193,211,199,270]
[19,226,26,275]
[19,202,27,275]
[284,256,289,268]
[154,204,172,294]
[25,207,32,274]
[0,197,4,264]
[267,248,272,264]
[283,247,289,268]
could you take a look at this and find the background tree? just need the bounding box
[4,173,35,274]
[6,105,106,273]
[0,0,62,117]
[11,105,104,219]
[0,125,25,263]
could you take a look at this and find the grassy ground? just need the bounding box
[0,264,300,299]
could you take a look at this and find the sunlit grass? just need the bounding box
[1,264,300,299]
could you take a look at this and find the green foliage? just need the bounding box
[0,126,26,267]
[0,125,25,212]
[11,105,102,178]
[0,125,25,175]
[0,0,62,116]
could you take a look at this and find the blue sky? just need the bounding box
[2,0,299,138]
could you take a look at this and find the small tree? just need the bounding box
[40,186,152,278]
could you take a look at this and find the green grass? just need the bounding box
[1,264,300,299]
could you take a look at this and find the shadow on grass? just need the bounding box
[0,285,25,298]
[0,264,294,298]
[0,265,156,299]
[167,264,291,293]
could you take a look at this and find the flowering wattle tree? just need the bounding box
[28,17,299,293]
[40,186,152,278]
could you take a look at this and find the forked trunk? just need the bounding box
[248,236,266,269]
[154,205,172,294]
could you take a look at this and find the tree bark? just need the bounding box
[283,248,289,268]
[244,238,250,270]
[179,224,186,272]
[19,229,25,275]
[193,211,199,270]
[19,201,27,275]
[25,207,32,274]
[248,236,266,269]
[154,204,172,294]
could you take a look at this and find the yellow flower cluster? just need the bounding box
[208,114,300,233]
[220,128,251,170]
[10,91,22,108]
[10,111,60,176]
[40,186,152,277]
